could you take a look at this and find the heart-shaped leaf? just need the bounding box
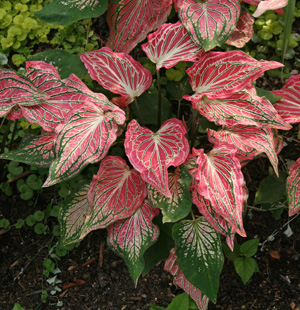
[193,144,247,236]
[183,51,283,102]
[106,0,172,53]
[107,199,160,286]
[124,119,190,197]
[176,0,241,51]
[287,157,300,216]
[147,164,192,223]
[172,218,224,302]
[165,248,209,310]
[141,21,204,70]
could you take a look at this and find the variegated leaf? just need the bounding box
[7,106,23,120]
[165,247,209,310]
[0,69,49,117]
[44,101,125,186]
[172,218,224,302]
[141,21,205,70]
[193,144,247,236]
[87,156,147,228]
[207,126,279,175]
[252,0,288,17]
[176,0,240,51]
[59,181,92,245]
[192,90,291,130]
[0,133,55,167]
[124,119,190,197]
[226,11,254,49]
[183,51,283,102]
[107,199,160,285]
[106,0,172,53]
[80,47,152,106]
[272,75,300,124]
[287,157,300,216]
[147,164,192,223]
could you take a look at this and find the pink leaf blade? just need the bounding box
[287,157,300,216]
[253,0,288,17]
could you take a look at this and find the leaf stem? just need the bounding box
[190,108,198,149]
[177,99,182,119]
[157,69,162,128]
[134,98,144,126]
[191,209,196,221]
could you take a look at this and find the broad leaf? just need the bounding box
[172,218,224,302]
[234,257,258,284]
[35,0,108,26]
[287,158,300,216]
[165,248,209,310]
[226,11,254,49]
[272,75,300,124]
[147,164,192,223]
[207,126,279,175]
[124,119,190,197]
[0,69,49,117]
[193,144,247,236]
[252,0,288,17]
[44,101,125,186]
[7,106,23,120]
[106,0,172,53]
[192,90,291,130]
[0,133,55,167]
[107,199,160,286]
[87,156,147,228]
[80,47,152,106]
[183,51,283,102]
[176,0,241,51]
[141,21,204,70]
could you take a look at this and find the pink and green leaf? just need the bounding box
[87,156,147,229]
[207,126,279,175]
[141,21,205,70]
[80,47,152,106]
[107,199,160,285]
[0,133,55,167]
[44,101,124,186]
[106,0,172,53]
[172,218,224,302]
[183,51,283,102]
[287,157,300,216]
[164,247,209,310]
[147,164,192,223]
[226,11,254,49]
[252,0,288,17]
[192,90,291,130]
[193,144,247,236]
[272,75,300,124]
[124,119,190,197]
[176,0,241,51]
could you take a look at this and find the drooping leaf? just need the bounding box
[87,156,147,228]
[193,144,247,236]
[44,101,125,186]
[80,47,152,106]
[106,0,172,53]
[141,21,204,70]
[124,119,190,197]
[107,199,160,286]
[0,69,49,117]
[286,158,300,216]
[183,51,283,102]
[0,133,55,167]
[35,0,108,26]
[164,248,209,310]
[192,90,291,130]
[172,217,224,302]
[226,11,254,49]
[147,164,192,223]
[272,75,300,124]
[207,126,279,175]
[176,0,241,51]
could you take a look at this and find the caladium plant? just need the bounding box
[1,0,298,308]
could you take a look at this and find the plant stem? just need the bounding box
[191,209,196,221]
[177,99,182,119]
[190,109,198,149]
[157,69,162,128]
[134,98,144,126]
[9,119,19,150]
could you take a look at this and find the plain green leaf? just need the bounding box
[222,242,240,262]
[234,257,257,285]
[240,239,260,257]
[255,87,283,104]
[166,293,189,310]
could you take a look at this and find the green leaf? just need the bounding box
[166,293,189,310]
[260,201,285,220]
[26,215,36,226]
[166,76,192,101]
[254,170,288,205]
[0,53,8,66]
[15,219,24,229]
[34,223,46,234]
[240,239,260,257]
[28,50,88,79]
[26,174,43,191]
[19,184,34,201]
[35,0,108,26]
[7,161,23,176]
[172,218,224,302]
[13,303,24,310]
[33,210,45,222]
[234,256,258,285]
[222,241,240,262]
[255,87,283,104]
[148,306,164,310]
[0,218,10,228]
